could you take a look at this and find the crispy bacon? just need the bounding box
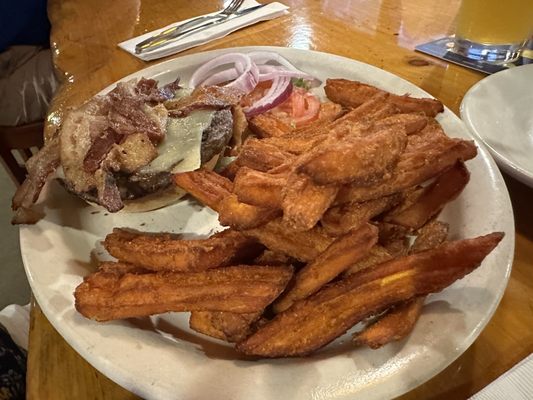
[166,86,244,117]
[83,128,123,173]
[12,136,61,224]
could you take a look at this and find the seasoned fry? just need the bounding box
[75,264,294,322]
[249,113,292,138]
[353,220,449,349]
[377,222,411,246]
[281,173,338,231]
[410,220,449,253]
[218,194,281,229]
[325,79,444,117]
[236,232,503,357]
[253,250,294,266]
[233,138,295,172]
[385,162,470,229]
[233,167,285,208]
[321,194,401,235]
[373,113,428,135]
[248,102,344,138]
[297,127,407,186]
[294,102,345,133]
[104,228,259,272]
[343,245,394,276]
[97,261,151,276]
[173,169,232,210]
[335,138,477,204]
[189,311,262,342]
[353,297,425,349]
[243,219,335,262]
[273,223,379,313]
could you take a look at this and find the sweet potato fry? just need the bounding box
[236,232,503,357]
[353,220,449,349]
[260,133,329,155]
[321,194,401,235]
[97,261,151,276]
[410,220,449,253]
[377,222,411,246]
[243,218,335,262]
[75,264,294,322]
[385,162,470,229]
[258,100,394,156]
[325,79,444,117]
[373,113,428,135]
[234,138,295,172]
[189,311,263,342]
[104,228,258,272]
[343,245,394,276]
[248,102,344,138]
[294,102,345,133]
[218,194,281,229]
[248,114,292,138]
[253,250,294,266]
[233,167,286,209]
[297,127,407,186]
[173,169,232,210]
[273,223,379,313]
[281,173,338,231]
[335,138,477,204]
[353,297,425,349]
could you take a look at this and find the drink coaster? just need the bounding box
[415,36,533,74]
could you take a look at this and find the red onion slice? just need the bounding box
[189,53,259,94]
[257,65,316,82]
[189,51,321,118]
[201,68,240,86]
[243,76,293,118]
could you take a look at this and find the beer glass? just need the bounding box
[453,0,533,63]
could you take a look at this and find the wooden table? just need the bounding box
[28,0,533,398]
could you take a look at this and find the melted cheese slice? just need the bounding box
[140,109,215,174]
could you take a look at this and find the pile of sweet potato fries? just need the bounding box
[75,79,503,358]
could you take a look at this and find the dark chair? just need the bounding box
[0,121,45,185]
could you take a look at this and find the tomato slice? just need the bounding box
[271,87,321,128]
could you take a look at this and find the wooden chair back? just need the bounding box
[0,121,45,185]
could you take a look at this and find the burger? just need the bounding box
[12,77,245,223]
[12,51,320,224]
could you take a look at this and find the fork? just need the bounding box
[135,0,245,54]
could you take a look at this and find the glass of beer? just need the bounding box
[453,0,533,63]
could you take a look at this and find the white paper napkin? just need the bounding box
[0,304,30,350]
[469,353,533,400]
[119,0,289,61]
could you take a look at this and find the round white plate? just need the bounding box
[21,47,514,400]
[460,64,533,187]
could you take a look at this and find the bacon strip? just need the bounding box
[12,136,60,224]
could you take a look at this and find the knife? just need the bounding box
[135,4,267,54]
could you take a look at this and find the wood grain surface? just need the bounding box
[28,0,533,398]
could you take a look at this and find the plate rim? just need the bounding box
[22,45,516,400]
[460,64,533,187]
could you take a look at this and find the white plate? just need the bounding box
[21,47,515,400]
[460,64,533,187]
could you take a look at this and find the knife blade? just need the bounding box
[135,4,267,54]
